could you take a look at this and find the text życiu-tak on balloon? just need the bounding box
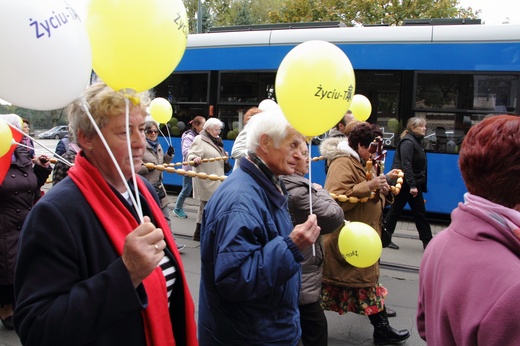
[315,85,354,101]
[30,5,81,39]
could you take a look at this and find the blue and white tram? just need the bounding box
[156,22,520,217]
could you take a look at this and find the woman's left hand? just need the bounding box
[380,182,391,196]
[386,169,400,181]
[35,155,51,168]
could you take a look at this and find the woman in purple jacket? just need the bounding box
[172,116,205,220]
[417,115,520,345]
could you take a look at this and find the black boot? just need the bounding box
[368,308,410,345]
[193,223,201,241]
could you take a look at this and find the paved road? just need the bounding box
[2,140,444,344]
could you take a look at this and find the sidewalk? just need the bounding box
[1,189,446,344]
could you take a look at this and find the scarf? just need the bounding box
[147,138,160,153]
[464,193,520,240]
[201,130,224,154]
[68,152,197,346]
[248,151,283,193]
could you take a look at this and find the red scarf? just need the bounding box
[68,151,197,346]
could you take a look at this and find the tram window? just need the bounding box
[219,72,276,103]
[416,74,470,111]
[413,112,464,153]
[416,73,518,113]
[472,75,518,112]
[156,73,209,103]
[217,105,249,139]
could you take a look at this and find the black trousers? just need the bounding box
[384,181,432,243]
[299,301,328,346]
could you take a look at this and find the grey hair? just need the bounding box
[246,109,290,152]
[203,117,224,131]
[145,120,158,131]
[0,113,22,130]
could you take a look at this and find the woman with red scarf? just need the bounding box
[13,83,197,346]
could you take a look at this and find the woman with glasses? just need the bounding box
[138,121,185,251]
[280,135,344,346]
[187,118,229,241]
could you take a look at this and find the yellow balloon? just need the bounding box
[338,221,382,268]
[350,94,372,121]
[0,120,13,157]
[149,98,173,124]
[275,40,356,137]
[87,0,188,92]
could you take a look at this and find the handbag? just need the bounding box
[152,181,166,199]
[224,160,232,174]
[381,223,392,248]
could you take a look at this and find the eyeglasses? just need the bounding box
[146,130,159,134]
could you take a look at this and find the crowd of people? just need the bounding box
[2,84,516,346]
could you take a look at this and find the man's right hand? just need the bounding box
[289,214,321,252]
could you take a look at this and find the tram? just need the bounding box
[155,21,520,217]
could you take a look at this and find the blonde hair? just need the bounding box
[400,117,426,139]
[68,83,152,142]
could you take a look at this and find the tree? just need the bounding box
[354,0,479,26]
[183,0,479,33]
[0,104,67,130]
[269,0,478,26]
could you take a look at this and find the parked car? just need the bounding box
[38,125,69,139]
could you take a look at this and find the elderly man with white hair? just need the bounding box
[198,110,321,345]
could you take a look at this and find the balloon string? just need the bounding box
[125,98,144,223]
[158,126,173,148]
[81,99,144,224]
[166,124,172,147]
[13,140,72,166]
[6,124,71,163]
[308,140,315,257]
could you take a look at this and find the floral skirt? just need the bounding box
[320,282,388,316]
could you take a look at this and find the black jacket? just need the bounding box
[391,132,428,192]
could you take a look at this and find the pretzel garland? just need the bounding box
[366,160,405,196]
[48,155,403,192]
[163,156,229,167]
[329,171,404,204]
[144,161,228,182]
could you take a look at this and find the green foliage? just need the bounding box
[387,118,400,133]
[0,104,67,130]
[227,129,239,139]
[186,0,479,32]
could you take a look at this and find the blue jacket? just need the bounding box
[198,158,304,345]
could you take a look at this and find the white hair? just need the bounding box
[0,113,22,130]
[203,117,224,131]
[246,109,291,152]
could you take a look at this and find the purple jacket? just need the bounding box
[417,202,520,346]
[181,129,198,171]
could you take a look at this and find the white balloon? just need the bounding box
[0,0,92,110]
[258,99,279,112]
[177,121,185,131]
